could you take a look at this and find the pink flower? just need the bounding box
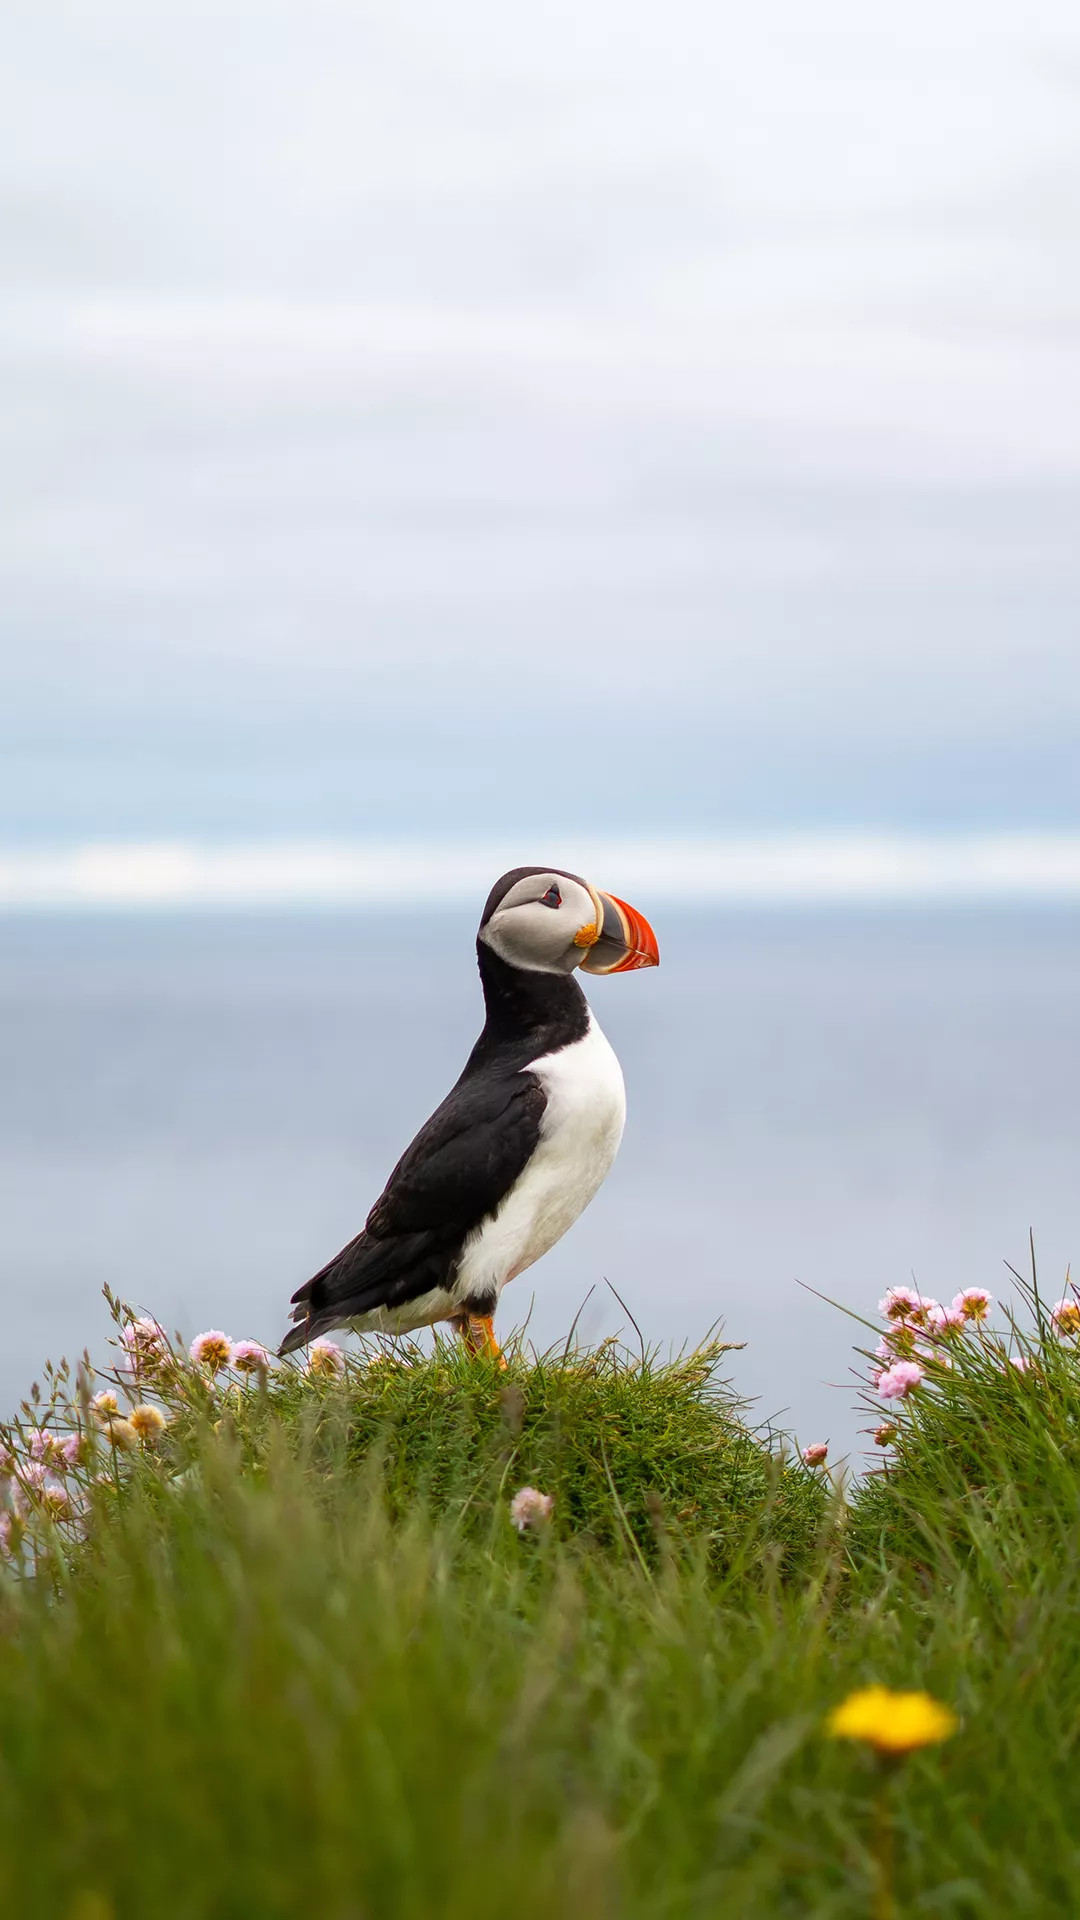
[926,1304,965,1338]
[878,1287,937,1328]
[29,1430,65,1468]
[120,1317,170,1367]
[1008,1353,1034,1374]
[951,1288,992,1324]
[874,1318,920,1361]
[0,1513,19,1557]
[230,1340,272,1375]
[189,1331,232,1372]
[510,1487,555,1532]
[40,1484,72,1520]
[61,1434,86,1468]
[873,1424,898,1447]
[802,1443,828,1467]
[877,1360,924,1401]
[1051,1298,1080,1339]
[12,1461,49,1517]
[306,1340,346,1378]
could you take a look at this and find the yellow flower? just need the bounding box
[129,1404,167,1442]
[826,1686,957,1754]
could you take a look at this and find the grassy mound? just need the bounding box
[255,1336,826,1575]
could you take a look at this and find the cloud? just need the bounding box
[6,834,1080,909]
[2,0,1079,839]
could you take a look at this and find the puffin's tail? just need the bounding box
[277,1318,313,1358]
[277,1296,345,1357]
[278,1223,440,1357]
[277,1248,346,1357]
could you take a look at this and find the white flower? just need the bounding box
[509,1486,554,1532]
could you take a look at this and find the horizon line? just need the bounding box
[4,833,1080,910]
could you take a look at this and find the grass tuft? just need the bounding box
[245,1334,827,1576]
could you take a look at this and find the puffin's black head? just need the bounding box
[478,867,660,977]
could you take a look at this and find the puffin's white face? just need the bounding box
[479,867,660,977]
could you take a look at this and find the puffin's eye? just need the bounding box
[539,884,562,909]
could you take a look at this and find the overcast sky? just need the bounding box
[3,0,1080,844]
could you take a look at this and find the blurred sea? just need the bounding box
[2,909,1078,1464]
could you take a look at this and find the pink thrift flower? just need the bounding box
[874,1321,919,1361]
[878,1287,936,1328]
[189,1331,232,1372]
[873,1424,898,1447]
[12,1462,49,1517]
[29,1430,65,1467]
[802,1443,829,1467]
[230,1340,272,1375]
[120,1317,169,1366]
[40,1484,72,1520]
[61,1434,85,1468]
[510,1487,555,1532]
[877,1360,924,1401]
[306,1340,346,1378]
[878,1286,922,1322]
[927,1304,965,1337]
[0,1512,19,1557]
[1008,1353,1034,1374]
[1051,1298,1080,1339]
[951,1288,992,1324]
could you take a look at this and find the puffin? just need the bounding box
[278,866,659,1360]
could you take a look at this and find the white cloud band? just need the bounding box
[4,836,1080,909]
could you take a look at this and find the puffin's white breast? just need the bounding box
[453,1012,626,1305]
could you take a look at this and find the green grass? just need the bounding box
[246,1334,826,1575]
[3,1289,1080,1917]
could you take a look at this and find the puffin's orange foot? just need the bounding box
[455,1314,506,1367]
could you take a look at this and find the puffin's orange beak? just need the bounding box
[579,891,660,974]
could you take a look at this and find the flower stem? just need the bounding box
[872,1771,896,1920]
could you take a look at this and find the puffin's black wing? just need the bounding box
[279,1070,546,1351]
